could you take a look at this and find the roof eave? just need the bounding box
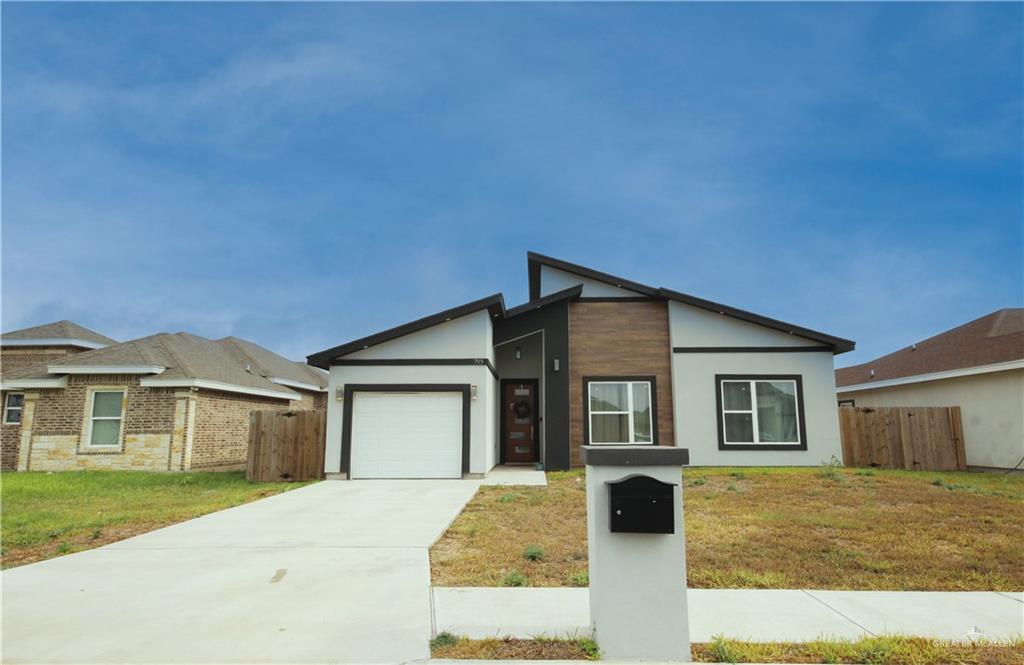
[658,287,856,354]
[307,293,507,369]
[526,251,661,299]
[1,338,109,350]
[505,285,583,318]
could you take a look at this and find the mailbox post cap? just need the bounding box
[581,445,690,467]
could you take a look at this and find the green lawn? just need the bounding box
[430,466,1024,591]
[1,471,310,568]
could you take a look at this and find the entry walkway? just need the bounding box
[433,587,1024,642]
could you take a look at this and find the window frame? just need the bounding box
[3,393,24,425]
[582,375,658,446]
[715,374,807,451]
[84,389,127,449]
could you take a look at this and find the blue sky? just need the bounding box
[2,3,1021,367]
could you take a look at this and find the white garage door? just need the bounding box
[350,391,463,479]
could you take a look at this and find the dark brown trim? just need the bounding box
[581,445,689,467]
[581,375,659,446]
[714,374,808,451]
[307,293,506,368]
[661,288,855,354]
[528,251,661,300]
[499,378,541,465]
[340,384,471,477]
[673,346,834,354]
[505,285,582,318]
[331,358,498,380]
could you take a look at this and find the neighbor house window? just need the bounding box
[586,378,655,445]
[3,393,24,425]
[716,375,806,450]
[87,390,125,447]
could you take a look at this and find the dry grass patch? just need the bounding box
[429,467,1024,590]
[430,633,599,660]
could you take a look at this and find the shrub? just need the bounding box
[568,569,589,586]
[523,545,544,562]
[577,638,601,660]
[501,570,528,587]
[818,457,844,481]
[430,632,459,650]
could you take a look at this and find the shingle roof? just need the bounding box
[835,309,1024,387]
[1,320,116,347]
[20,332,326,397]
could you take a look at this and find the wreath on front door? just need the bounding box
[512,399,533,419]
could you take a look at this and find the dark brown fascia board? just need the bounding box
[658,287,856,355]
[504,285,583,318]
[526,251,661,301]
[306,293,506,368]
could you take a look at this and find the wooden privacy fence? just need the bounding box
[247,410,326,482]
[839,406,966,471]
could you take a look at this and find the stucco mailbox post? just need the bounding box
[582,445,691,661]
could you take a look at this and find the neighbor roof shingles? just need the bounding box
[835,309,1024,387]
[1,320,116,346]
[39,332,325,396]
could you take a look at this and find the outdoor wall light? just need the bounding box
[515,346,522,360]
[553,358,560,372]
[335,386,344,401]
[471,385,478,400]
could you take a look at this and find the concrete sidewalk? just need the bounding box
[432,587,1024,642]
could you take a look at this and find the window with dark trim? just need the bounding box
[3,393,24,425]
[715,374,807,451]
[582,376,658,445]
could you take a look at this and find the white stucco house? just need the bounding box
[836,309,1024,471]
[308,252,856,478]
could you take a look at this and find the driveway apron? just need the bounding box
[1,480,481,664]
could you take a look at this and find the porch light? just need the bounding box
[335,386,344,401]
[553,358,560,372]
[471,385,478,400]
[515,346,522,360]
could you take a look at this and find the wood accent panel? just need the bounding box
[569,301,674,466]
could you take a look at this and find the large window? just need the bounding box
[3,393,24,425]
[716,375,806,450]
[86,390,125,448]
[585,378,656,445]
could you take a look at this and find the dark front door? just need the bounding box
[502,380,538,464]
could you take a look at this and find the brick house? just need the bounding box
[1,324,326,472]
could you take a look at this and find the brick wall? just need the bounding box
[568,301,675,467]
[1,396,20,470]
[0,346,84,377]
[18,375,181,471]
[191,390,291,469]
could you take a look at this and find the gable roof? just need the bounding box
[1,320,116,349]
[836,309,1024,389]
[527,252,855,353]
[4,332,326,399]
[307,293,506,368]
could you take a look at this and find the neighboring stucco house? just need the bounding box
[836,309,1024,471]
[1,325,327,472]
[308,252,855,478]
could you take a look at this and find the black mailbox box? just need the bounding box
[607,474,676,534]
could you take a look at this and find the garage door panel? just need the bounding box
[350,391,463,479]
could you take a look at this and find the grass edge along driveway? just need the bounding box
[429,466,1024,591]
[1,470,310,568]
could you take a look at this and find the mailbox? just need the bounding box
[606,474,676,534]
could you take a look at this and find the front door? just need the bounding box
[502,380,538,464]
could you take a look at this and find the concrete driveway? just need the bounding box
[1,480,481,664]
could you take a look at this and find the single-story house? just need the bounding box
[836,309,1024,471]
[308,252,855,479]
[1,323,327,472]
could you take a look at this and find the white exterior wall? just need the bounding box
[539,265,644,298]
[668,301,844,466]
[839,369,1024,469]
[323,310,498,475]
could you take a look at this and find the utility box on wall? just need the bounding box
[607,474,676,534]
